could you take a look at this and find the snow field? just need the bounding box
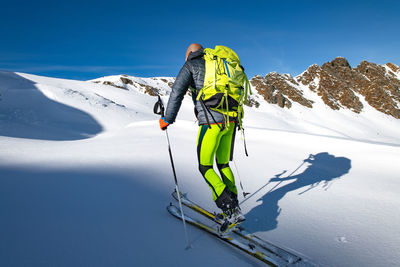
[0,71,399,266]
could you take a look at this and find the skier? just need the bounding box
[159,43,246,227]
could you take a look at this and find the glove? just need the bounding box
[159,117,169,131]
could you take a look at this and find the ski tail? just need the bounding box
[171,190,315,266]
[167,203,281,266]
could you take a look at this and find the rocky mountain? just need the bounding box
[90,58,400,119]
[251,58,400,119]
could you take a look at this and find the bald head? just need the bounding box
[185,43,203,61]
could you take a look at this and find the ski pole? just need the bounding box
[233,159,250,198]
[153,95,191,249]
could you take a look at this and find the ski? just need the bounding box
[172,191,314,266]
[167,203,285,266]
[218,215,242,235]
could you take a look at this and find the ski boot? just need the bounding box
[215,187,246,235]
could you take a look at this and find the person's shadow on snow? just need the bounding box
[242,152,351,233]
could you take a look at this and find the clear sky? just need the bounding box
[1,0,399,80]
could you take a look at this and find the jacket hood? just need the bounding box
[187,48,204,61]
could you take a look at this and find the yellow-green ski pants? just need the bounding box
[197,123,237,201]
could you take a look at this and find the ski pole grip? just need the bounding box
[153,101,161,115]
[153,95,165,117]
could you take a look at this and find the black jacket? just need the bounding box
[164,49,225,125]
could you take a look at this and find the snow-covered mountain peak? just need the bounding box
[90,75,174,96]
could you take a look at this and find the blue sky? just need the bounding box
[1,0,399,80]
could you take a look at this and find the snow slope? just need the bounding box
[0,70,399,267]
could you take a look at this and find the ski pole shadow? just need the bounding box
[242,152,351,233]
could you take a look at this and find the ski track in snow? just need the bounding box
[0,71,399,267]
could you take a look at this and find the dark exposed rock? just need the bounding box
[251,73,313,109]
[137,83,159,96]
[250,75,291,108]
[159,78,173,88]
[328,57,351,69]
[297,64,321,92]
[317,58,364,113]
[255,57,399,118]
[246,97,260,108]
[102,81,126,90]
[120,77,133,85]
[387,63,400,73]
[355,61,400,118]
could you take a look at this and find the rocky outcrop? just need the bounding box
[355,61,400,118]
[251,73,313,109]
[103,81,126,90]
[137,83,160,96]
[310,57,363,113]
[120,77,133,85]
[160,78,174,88]
[252,57,400,118]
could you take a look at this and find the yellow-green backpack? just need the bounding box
[196,45,251,128]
